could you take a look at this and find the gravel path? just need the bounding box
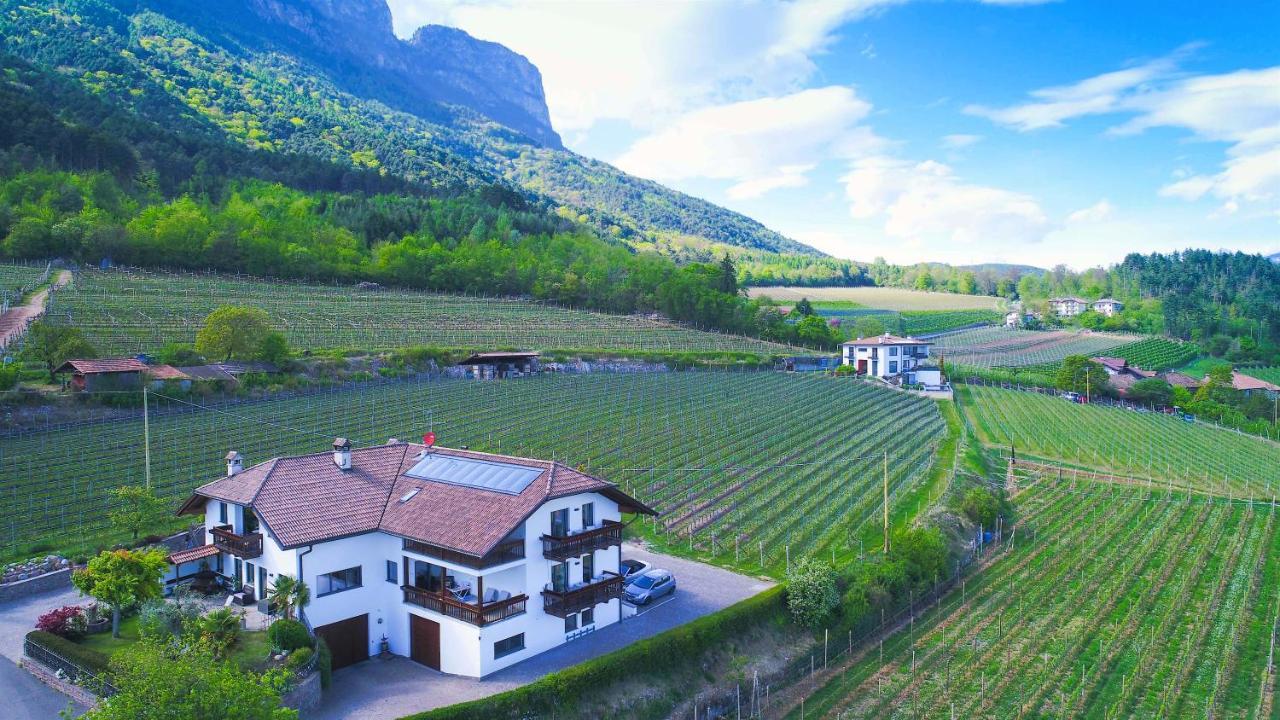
[0,270,71,350]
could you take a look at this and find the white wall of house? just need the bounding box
[841,344,930,379]
[189,489,626,678]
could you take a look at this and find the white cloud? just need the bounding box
[842,156,1049,246]
[941,133,982,149]
[1067,200,1114,224]
[967,50,1280,213]
[614,86,887,200]
[387,0,901,133]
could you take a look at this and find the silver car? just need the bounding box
[623,569,676,605]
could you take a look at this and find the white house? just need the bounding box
[1091,298,1124,317]
[1004,311,1021,328]
[1048,297,1090,317]
[840,333,934,382]
[175,440,656,677]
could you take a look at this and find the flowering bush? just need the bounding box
[35,605,87,639]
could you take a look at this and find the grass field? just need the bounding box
[789,476,1280,719]
[1179,357,1232,379]
[933,327,1141,368]
[748,287,1005,311]
[958,384,1280,497]
[1110,337,1202,371]
[47,268,796,356]
[0,372,943,574]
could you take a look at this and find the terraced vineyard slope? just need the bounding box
[958,384,1280,497]
[790,475,1280,719]
[816,307,1002,337]
[934,327,1140,368]
[0,372,942,574]
[47,269,794,356]
[0,261,49,302]
[1110,337,1201,371]
[748,287,1004,311]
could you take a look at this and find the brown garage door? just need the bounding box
[409,613,440,670]
[314,614,369,670]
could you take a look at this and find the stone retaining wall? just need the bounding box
[282,670,322,717]
[0,567,72,603]
[21,655,99,710]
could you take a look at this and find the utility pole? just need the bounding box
[883,449,890,554]
[143,386,152,490]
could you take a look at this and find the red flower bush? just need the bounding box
[35,605,87,639]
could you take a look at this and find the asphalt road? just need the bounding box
[312,541,775,719]
[0,585,88,719]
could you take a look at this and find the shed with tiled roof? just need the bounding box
[55,357,147,392]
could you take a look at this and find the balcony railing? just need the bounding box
[401,585,528,626]
[542,520,624,561]
[211,525,262,559]
[402,537,525,569]
[542,572,624,618]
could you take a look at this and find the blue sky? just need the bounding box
[387,1,1280,269]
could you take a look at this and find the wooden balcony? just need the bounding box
[541,572,624,618]
[541,520,624,561]
[401,585,528,626]
[211,525,262,559]
[402,537,525,569]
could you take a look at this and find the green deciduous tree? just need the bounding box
[71,549,167,638]
[793,298,814,317]
[1128,378,1173,407]
[1055,355,1109,397]
[107,485,167,541]
[785,558,839,629]
[195,306,271,361]
[255,331,290,365]
[83,637,297,720]
[23,322,97,383]
[852,315,886,339]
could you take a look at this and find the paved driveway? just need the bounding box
[0,585,88,719]
[313,543,774,720]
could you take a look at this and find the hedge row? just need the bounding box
[25,629,112,677]
[403,586,786,720]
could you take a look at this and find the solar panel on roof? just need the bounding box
[404,453,543,495]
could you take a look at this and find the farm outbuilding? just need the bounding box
[55,358,148,392]
[458,351,540,379]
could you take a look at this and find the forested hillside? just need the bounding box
[0,0,816,258]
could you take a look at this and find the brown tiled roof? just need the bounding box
[1161,372,1202,389]
[145,364,189,380]
[55,358,147,375]
[1233,371,1280,392]
[1093,356,1128,372]
[841,334,931,347]
[168,544,219,565]
[178,444,656,556]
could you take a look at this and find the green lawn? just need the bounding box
[77,615,272,671]
[1178,356,1231,379]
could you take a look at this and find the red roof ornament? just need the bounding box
[422,432,436,447]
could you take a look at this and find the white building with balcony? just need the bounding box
[1048,297,1090,317]
[174,439,656,677]
[840,333,934,382]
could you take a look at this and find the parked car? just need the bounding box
[620,559,650,584]
[623,569,676,605]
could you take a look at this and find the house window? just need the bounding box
[386,560,398,584]
[219,502,228,524]
[245,561,254,586]
[412,560,445,593]
[316,566,362,597]
[581,502,595,528]
[581,552,594,581]
[551,562,569,593]
[550,508,569,537]
[889,347,899,357]
[581,608,594,627]
[494,633,524,659]
[564,613,578,633]
[889,361,899,374]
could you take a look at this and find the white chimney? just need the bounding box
[225,451,243,477]
[333,437,352,470]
